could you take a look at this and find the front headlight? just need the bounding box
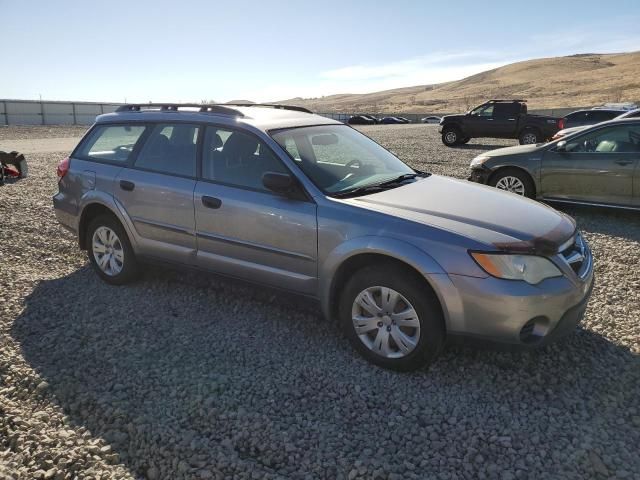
[470,155,490,168]
[470,252,562,285]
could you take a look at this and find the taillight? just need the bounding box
[558,118,565,130]
[56,157,70,179]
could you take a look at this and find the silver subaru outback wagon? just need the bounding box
[53,103,594,371]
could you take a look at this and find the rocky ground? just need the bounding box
[0,124,638,479]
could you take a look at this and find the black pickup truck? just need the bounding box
[438,100,561,146]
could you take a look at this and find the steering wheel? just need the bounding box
[345,159,362,169]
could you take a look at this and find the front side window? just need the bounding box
[78,124,146,163]
[134,123,199,177]
[564,124,640,153]
[271,125,415,195]
[202,127,288,191]
[471,104,494,117]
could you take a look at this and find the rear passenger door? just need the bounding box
[491,103,520,137]
[193,127,318,294]
[114,123,200,263]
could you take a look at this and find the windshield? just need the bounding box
[271,125,415,195]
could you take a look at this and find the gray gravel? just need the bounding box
[1,124,639,480]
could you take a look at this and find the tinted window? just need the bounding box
[202,127,288,191]
[590,111,621,122]
[565,124,640,153]
[78,125,146,163]
[134,123,199,177]
[493,103,519,118]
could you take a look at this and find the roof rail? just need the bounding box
[488,99,527,103]
[223,103,313,114]
[115,103,245,117]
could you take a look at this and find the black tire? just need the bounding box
[519,129,540,145]
[441,127,461,146]
[489,168,535,198]
[339,263,445,371]
[86,214,139,285]
[459,137,471,144]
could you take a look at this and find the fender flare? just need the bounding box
[318,236,463,329]
[77,192,139,250]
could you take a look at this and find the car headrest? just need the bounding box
[210,133,223,149]
[223,132,258,159]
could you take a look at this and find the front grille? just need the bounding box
[559,233,589,278]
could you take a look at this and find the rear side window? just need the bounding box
[134,123,200,177]
[590,111,620,122]
[493,103,519,118]
[77,125,146,163]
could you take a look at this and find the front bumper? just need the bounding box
[468,166,491,185]
[445,257,594,348]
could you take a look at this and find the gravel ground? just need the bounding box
[1,124,639,480]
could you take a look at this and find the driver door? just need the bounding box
[466,104,495,137]
[194,127,318,294]
[540,123,640,206]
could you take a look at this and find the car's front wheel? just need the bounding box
[86,214,139,285]
[340,264,445,371]
[490,168,535,198]
[441,127,461,146]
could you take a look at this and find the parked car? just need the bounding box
[54,103,594,371]
[468,117,640,209]
[552,109,640,140]
[396,116,411,124]
[439,99,561,146]
[380,117,406,124]
[347,115,376,125]
[422,116,441,124]
[559,108,626,130]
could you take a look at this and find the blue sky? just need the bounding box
[1,0,639,103]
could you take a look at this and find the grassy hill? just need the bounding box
[274,52,640,113]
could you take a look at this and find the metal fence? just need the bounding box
[0,99,120,126]
[0,99,604,126]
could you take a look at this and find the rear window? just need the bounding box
[77,125,146,163]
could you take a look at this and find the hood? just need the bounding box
[483,143,543,157]
[440,113,466,122]
[344,175,575,254]
[558,126,587,136]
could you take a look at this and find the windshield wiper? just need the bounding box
[332,172,424,198]
[377,172,420,186]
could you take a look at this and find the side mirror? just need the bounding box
[262,172,298,197]
[555,140,567,152]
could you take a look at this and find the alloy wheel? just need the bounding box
[521,133,538,144]
[444,131,457,144]
[495,176,526,195]
[351,286,421,359]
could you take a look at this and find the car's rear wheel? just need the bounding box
[519,129,540,145]
[340,264,445,371]
[86,214,139,285]
[490,168,535,198]
[441,127,461,146]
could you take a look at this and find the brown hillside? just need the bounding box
[274,52,640,113]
